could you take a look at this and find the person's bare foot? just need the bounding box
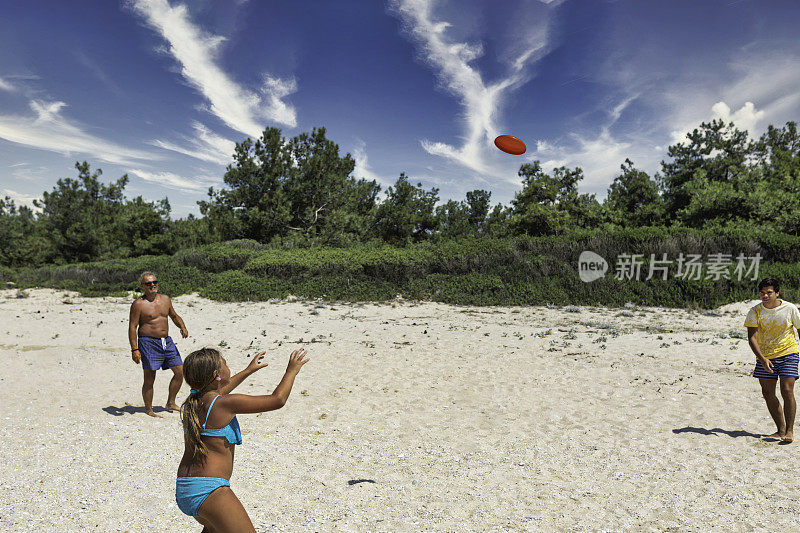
[165,403,181,412]
[145,409,163,418]
[763,431,784,439]
[782,430,793,443]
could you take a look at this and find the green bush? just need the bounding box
[200,270,290,301]
[0,266,15,285]
[13,255,207,297]
[4,231,796,306]
[175,242,256,273]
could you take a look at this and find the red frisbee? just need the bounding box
[494,135,526,155]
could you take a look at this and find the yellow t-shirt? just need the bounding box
[744,301,800,359]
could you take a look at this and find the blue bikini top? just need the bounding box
[200,395,242,445]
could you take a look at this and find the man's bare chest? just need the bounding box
[139,297,169,321]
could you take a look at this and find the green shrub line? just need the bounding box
[3,231,797,307]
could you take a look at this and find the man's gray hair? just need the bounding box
[139,271,156,284]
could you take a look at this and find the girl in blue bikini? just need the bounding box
[176,347,309,532]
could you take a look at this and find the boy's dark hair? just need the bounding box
[758,278,780,293]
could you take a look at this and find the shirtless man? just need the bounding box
[129,272,189,417]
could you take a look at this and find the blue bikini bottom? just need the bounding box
[175,476,230,517]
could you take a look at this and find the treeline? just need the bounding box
[2,120,799,269]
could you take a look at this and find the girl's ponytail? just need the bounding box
[180,348,222,460]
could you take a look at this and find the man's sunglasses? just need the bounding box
[144,281,158,286]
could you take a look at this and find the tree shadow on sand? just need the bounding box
[102,405,170,416]
[672,426,764,439]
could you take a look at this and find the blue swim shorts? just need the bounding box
[175,477,230,517]
[138,335,182,371]
[753,353,800,380]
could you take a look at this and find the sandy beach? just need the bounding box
[0,288,798,532]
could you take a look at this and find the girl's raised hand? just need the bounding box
[246,351,269,373]
[287,348,309,373]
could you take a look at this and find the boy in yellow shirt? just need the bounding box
[745,278,800,443]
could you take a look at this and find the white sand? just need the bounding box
[1,289,798,532]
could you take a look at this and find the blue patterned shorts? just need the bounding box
[753,353,799,380]
[138,335,182,370]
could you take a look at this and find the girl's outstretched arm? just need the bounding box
[219,349,309,414]
[219,351,269,394]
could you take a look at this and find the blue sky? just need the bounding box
[1,0,798,217]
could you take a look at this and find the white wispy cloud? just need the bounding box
[534,37,800,199]
[151,121,236,165]
[712,101,764,133]
[722,54,800,128]
[389,0,551,174]
[73,51,124,96]
[645,51,800,146]
[666,100,767,149]
[352,140,391,186]
[0,77,14,92]
[2,188,41,210]
[551,130,632,190]
[8,163,50,182]
[536,72,777,198]
[129,168,215,192]
[666,95,771,146]
[129,0,298,136]
[0,99,157,165]
[0,73,42,95]
[527,95,662,197]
